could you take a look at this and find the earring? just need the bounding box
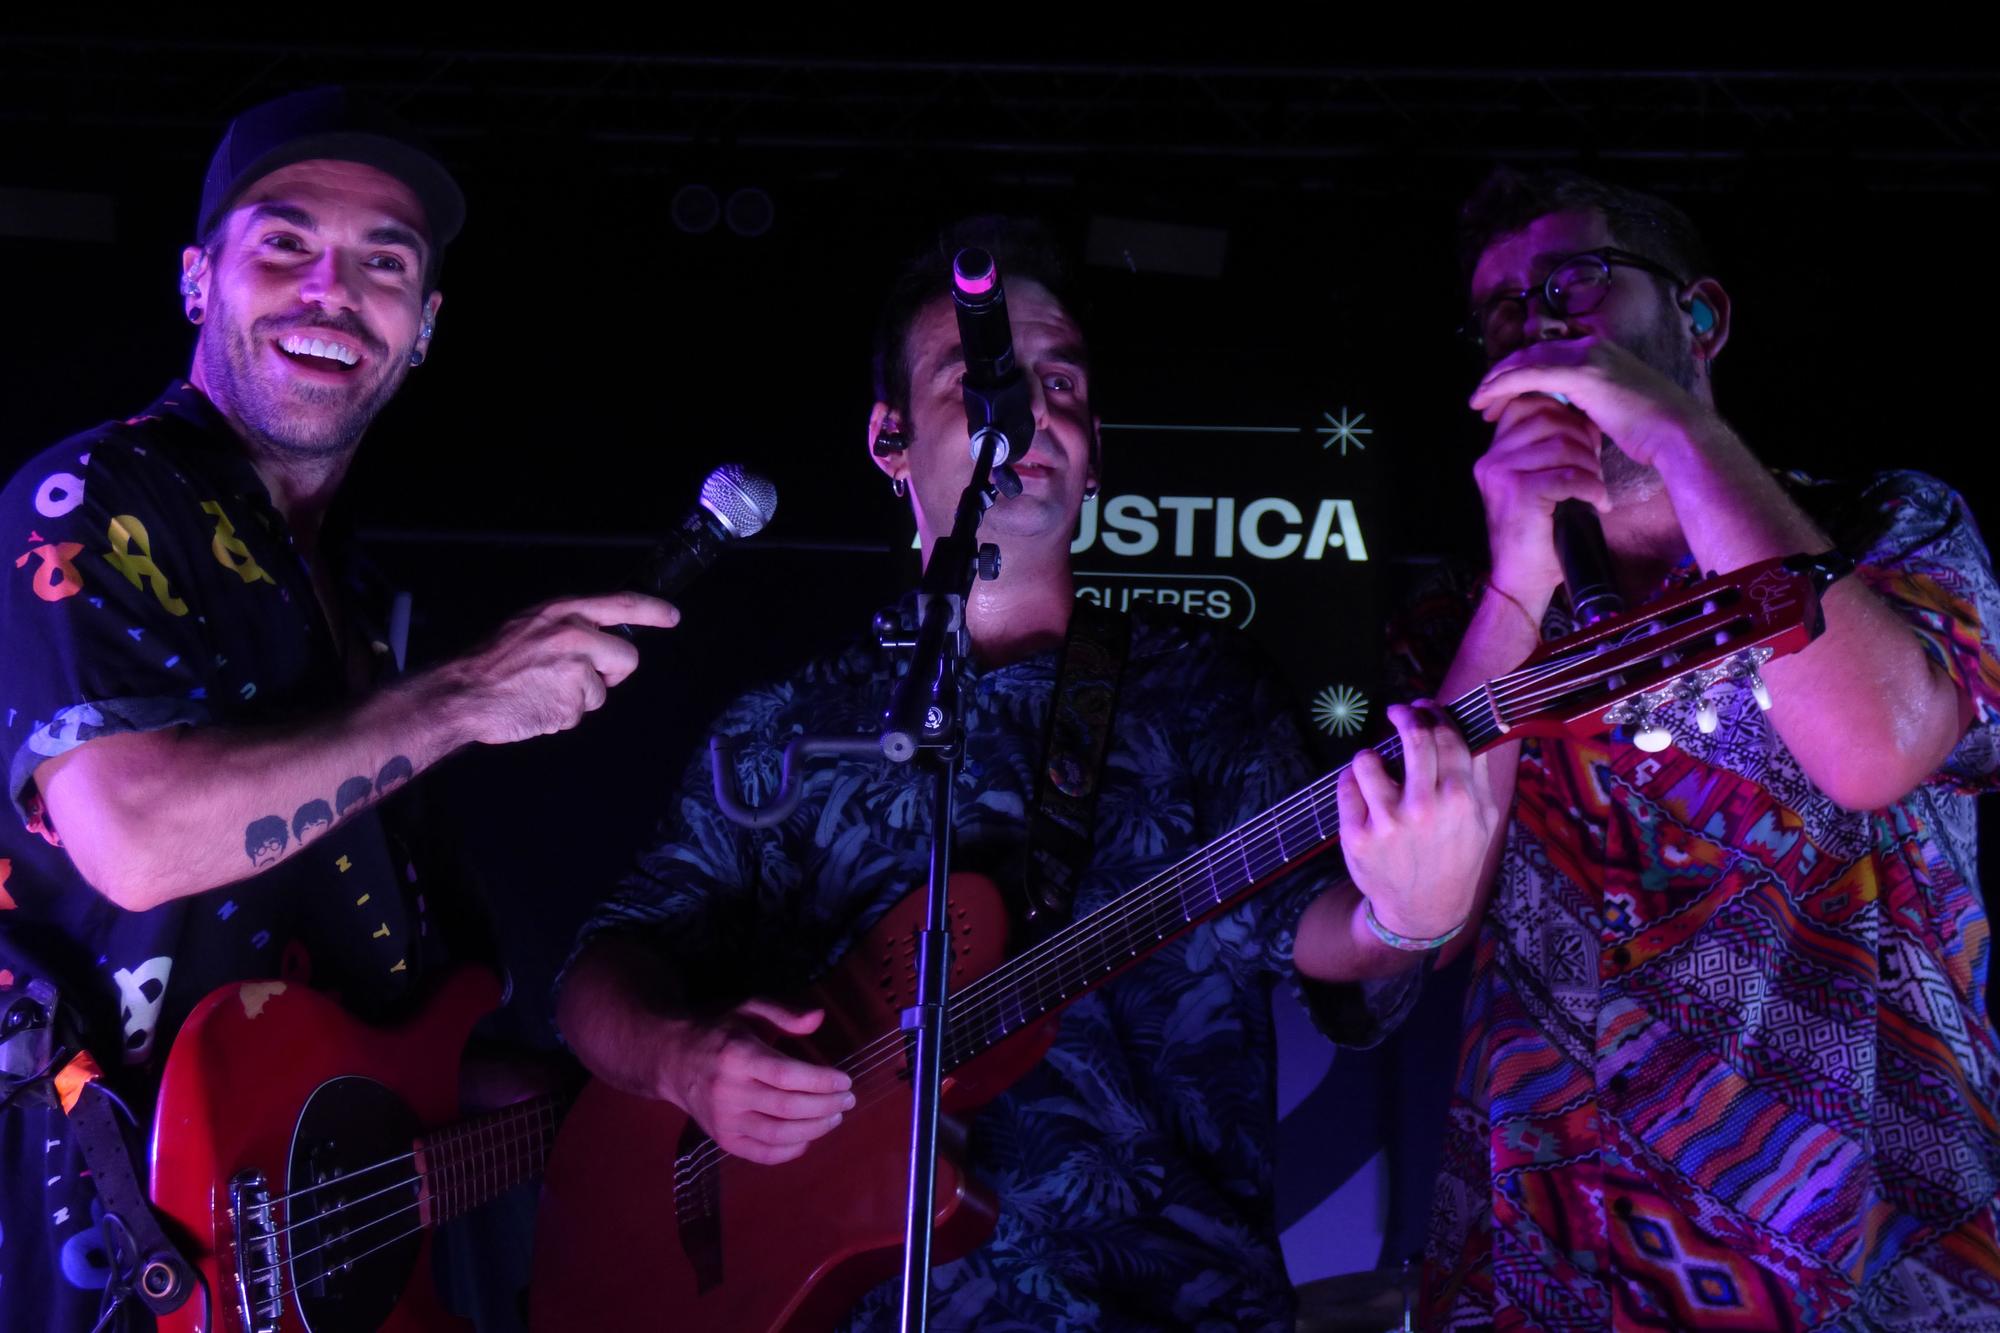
[186,306,203,325]
[1082,482,1100,502]
[410,317,436,367]
[891,476,908,499]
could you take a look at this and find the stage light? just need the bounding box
[671,184,720,234]
[725,187,774,238]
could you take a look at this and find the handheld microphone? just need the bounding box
[617,465,778,631]
[1553,500,1623,626]
[1544,393,1623,626]
[951,248,1033,490]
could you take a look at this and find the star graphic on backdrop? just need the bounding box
[1311,684,1370,738]
[1317,407,1373,455]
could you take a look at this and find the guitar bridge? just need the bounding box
[228,1169,283,1333]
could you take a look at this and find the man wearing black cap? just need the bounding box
[181,84,466,469]
[0,87,672,1331]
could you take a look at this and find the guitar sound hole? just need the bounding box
[286,1076,423,1333]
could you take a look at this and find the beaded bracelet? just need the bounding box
[1362,898,1468,952]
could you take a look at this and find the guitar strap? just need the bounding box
[0,979,198,1320]
[1019,602,1133,930]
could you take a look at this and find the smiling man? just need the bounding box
[192,169,437,460]
[0,87,673,1331]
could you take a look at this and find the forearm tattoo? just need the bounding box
[242,754,413,867]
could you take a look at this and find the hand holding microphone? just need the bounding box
[1542,393,1623,626]
[625,464,780,612]
[1472,334,1740,625]
[1471,390,1613,619]
[430,465,778,747]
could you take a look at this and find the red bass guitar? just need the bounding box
[149,968,562,1333]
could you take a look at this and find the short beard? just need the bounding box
[1600,308,1701,505]
[1599,439,1658,505]
[199,287,408,461]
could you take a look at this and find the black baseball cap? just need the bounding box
[196,86,465,259]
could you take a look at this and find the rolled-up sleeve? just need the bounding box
[2,439,217,825]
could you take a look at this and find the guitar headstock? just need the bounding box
[1489,554,1829,748]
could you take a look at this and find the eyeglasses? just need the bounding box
[1463,247,1689,349]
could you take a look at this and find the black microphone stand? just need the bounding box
[711,249,1025,1333]
[879,430,1009,1333]
[706,449,1005,1333]
[880,247,1028,1333]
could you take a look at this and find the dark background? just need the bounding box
[6,37,1998,1300]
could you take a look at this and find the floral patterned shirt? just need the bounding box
[566,607,1358,1332]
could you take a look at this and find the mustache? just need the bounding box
[254,310,385,356]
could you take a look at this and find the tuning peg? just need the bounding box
[1634,719,1675,753]
[1695,698,1719,734]
[1749,674,1772,711]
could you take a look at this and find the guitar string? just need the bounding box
[676,742,1390,1181]
[254,1098,555,1210]
[226,606,1781,1312]
[678,622,1756,1181]
[244,1119,556,1290]
[681,688,1528,1181]
[925,612,1744,1045]
[241,613,1750,1222]
[676,720,1464,1182]
[228,1106,558,1305]
[244,603,1760,1307]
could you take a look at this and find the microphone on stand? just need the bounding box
[950,247,1032,498]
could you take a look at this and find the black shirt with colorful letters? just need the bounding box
[0,382,443,1329]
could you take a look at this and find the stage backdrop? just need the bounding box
[6,59,1999,1322]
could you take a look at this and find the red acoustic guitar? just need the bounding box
[529,554,1833,1333]
[149,968,562,1333]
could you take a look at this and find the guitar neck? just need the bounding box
[938,552,1823,1069]
[416,1092,567,1225]
[939,686,1503,1071]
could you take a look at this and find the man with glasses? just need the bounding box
[1411,168,2000,1328]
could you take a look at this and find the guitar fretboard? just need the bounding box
[927,561,1806,1070]
[418,1094,564,1224]
[939,688,1503,1071]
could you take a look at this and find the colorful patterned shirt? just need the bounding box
[0,383,447,1331]
[1424,471,2000,1331]
[565,608,1355,1333]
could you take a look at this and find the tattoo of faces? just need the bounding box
[334,776,375,818]
[244,815,288,868]
[291,799,333,845]
[375,754,413,794]
[241,756,412,866]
